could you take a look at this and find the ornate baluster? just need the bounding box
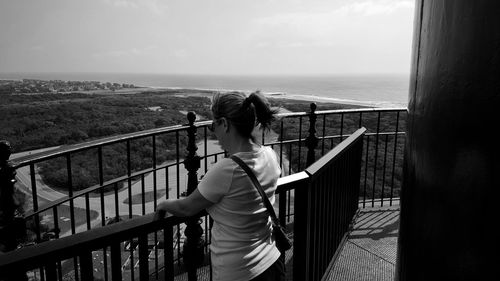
[183,112,204,281]
[305,103,319,166]
[0,140,27,280]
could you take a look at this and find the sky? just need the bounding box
[0,0,415,76]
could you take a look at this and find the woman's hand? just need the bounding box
[153,209,166,221]
[153,190,214,218]
[154,200,171,220]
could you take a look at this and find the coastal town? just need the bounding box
[0,78,138,94]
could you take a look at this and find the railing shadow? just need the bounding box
[349,208,400,240]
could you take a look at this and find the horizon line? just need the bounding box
[0,71,410,77]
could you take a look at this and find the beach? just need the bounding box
[84,86,406,108]
[1,72,409,108]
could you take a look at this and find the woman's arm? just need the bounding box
[155,189,214,218]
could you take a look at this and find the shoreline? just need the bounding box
[3,78,407,108]
[2,73,409,108]
[112,86,407,108]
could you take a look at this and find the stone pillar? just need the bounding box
[396,1,500,280]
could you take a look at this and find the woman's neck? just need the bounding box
[227,137,259,155]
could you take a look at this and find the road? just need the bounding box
[12,141,222,236]
[12,128,290,237]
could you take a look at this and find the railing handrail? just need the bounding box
[0,212,178,272]
[0,173,301,274]
[306,128,367,178]
[277,107,406,118]
[24,131,378,218]
[259,131,404,149]
[9,124,189,168]
[23,149,230,219]
[9,107,405,169]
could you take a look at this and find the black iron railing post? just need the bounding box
[0,140,27,281]
[0,140,18,252]
[305,103,319,167]
[183,112,204,281]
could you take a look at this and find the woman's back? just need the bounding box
[198,146,281,281]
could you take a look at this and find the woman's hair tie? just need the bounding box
[241,96,252,109]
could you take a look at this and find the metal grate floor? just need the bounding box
[323,206,400,281]
[171,237,295,281]
[168,206,399,281]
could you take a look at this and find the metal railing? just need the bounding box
[293,128,366,281]
[0,105,406,280]
[0,127,367,281]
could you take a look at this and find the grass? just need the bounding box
[123,189,168,205]
[32,197,100,238]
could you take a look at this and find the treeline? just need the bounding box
[1,90,213,192]
[268,99,407,199]
[2,91,212,152]
[3,91,406,200]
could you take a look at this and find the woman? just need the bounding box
[155,91,284,281]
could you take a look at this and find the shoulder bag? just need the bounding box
[230,155,292,253]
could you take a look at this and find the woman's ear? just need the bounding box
[221,117,230,133]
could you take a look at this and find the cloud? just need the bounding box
[104,0,138,8]
[343,0,414,16]
[249,0,414,48]
[173,49,189,58]
[255,0,413,26]
[103,0,167,15]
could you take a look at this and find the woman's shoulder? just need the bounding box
[210,157,237,171]
[262,145,276,154]
[260,145,279,160]
[200,157,238,186]
[233,145,272,157]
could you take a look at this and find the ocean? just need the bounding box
[0,72,409,107]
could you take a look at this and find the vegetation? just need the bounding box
[1,91,212,152]
[0,78,137,94]
[1,90,213,193]
[268,99,406,199]
[2,89,405,200]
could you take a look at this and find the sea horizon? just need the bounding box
[0,72,410,108]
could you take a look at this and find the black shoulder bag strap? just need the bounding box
[230,155,280,225]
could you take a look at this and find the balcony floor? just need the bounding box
[171,205,399,281]
[323,205,400,281]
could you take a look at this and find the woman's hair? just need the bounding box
[211,91,278,138]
